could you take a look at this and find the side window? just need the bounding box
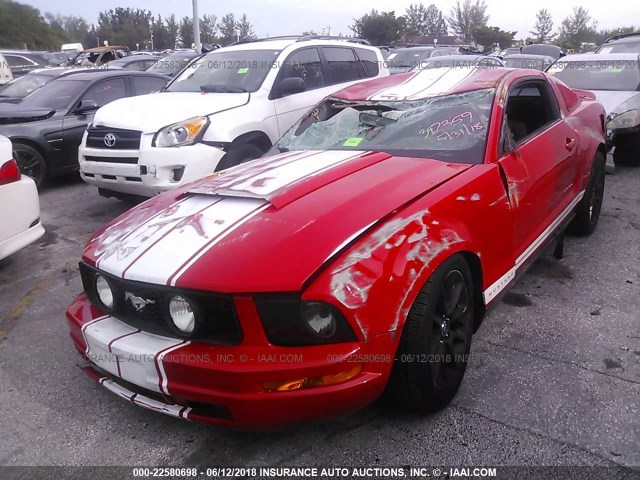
[279,48,324,91]
[322,47,362,85]
[131,76,166,95]
[5,55,33,68]
[81,78,127,108]
[504,81,560,143]
[354,48,379,77]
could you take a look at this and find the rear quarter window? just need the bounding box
[354,48,379,78]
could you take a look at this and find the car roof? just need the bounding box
[335,66,513,101]
[110,56,156,63]
[57,70,166,81]
[82,46,129,53]
[504,54,554,60]
[428,54,499,61]
[218,37,376,53]
[602,32,640,44]
[554,52,640,61]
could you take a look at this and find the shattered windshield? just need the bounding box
[274,88,495,164]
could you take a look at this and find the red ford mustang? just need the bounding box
[67,67,606,429]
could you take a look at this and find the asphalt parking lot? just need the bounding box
[0,167,638,469]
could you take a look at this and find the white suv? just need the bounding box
[79,36,388,198]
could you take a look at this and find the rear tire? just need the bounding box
[12,143,47,188]
[387,254,474,413]
[613,134,640,167]
[568,151,605,236]
[215,143,264,172]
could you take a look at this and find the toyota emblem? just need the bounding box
[104,133,117,147]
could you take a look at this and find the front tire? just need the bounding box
[12,143,47,188]
[215,143,265,172]
[568,151,605,236]
[387,254,475,413]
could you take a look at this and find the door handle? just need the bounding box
[565,138,577,151]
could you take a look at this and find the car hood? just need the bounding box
[0,104,55,124]
[92,91,250,132]
[83,149,471,292]
[591,90,640,117]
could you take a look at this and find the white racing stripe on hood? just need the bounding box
[96,195,220,277]
[190,150,365,199]
[122,196,267,285]
[368,67,474,101]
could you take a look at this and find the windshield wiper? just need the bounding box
[200,85,247,93]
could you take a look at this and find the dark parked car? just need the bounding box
[503,54,555,71]
[387,46,460,74]
[521,44,565,60]
[0,50,58,77]
[71,46,132,67]
[596,32,640,54]
[105,55,158,71]
[548,53,640,166]
[0,67,107,103]
[146,51,199,77]
[0,70,168,187]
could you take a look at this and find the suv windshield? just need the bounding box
[20,78,87,109]
[166,49,280,93]
[548,60,640,91]
[275,88,495,164]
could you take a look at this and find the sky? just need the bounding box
[19,0,640,40]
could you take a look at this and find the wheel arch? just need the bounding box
[230,130,272,153]
[10,137,48,164]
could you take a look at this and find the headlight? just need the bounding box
[168,295,196,334]
[95,275,114,311]
[153,116,208,147]
[606,110,640,130]
[255,296,357,346]
[302,302,337,337]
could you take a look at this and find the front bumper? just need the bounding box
[66,294,393,429]
[79,133,226,197]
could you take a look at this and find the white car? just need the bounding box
[79,36,389,198]
[0,135,44,261]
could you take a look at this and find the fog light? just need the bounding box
[302,302,336,337]
[263,365,362,392]
[95,275,114,310]
[171,167,185,182]
[169,296,196,334]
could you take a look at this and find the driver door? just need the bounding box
[62,77,128,167]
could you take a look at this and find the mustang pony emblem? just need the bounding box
[124,292,155,311]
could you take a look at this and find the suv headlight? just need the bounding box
[606,109,640,131]
[255,295,357,346]
[153,116,209,147]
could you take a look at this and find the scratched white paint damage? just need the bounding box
[329,209,464,339]
[391,229,463,334]
[470,193,481,201]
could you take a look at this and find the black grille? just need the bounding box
[86,127,142,150]
[85,156,139,164]
[79,262,242,345]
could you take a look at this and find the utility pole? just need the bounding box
[193,0,201,53]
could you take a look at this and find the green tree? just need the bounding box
[447,0,488,39]
[472,25,515,50]
[351,10,405,45]
[218,13,237,44]
[0,1,66,49]
[236,14,255,41]
[530,8,554,43]
[96,8,154,49]
[404,3,447,36]
[179,16,193,47]
[164,14,179,49]
[556,7,598,50]
[200,14,218,44]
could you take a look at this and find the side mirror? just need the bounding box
[74,99,99,114]
[277,77,305,97]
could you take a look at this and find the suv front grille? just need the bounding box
[86,127,142,150]
[79,262,242,345]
